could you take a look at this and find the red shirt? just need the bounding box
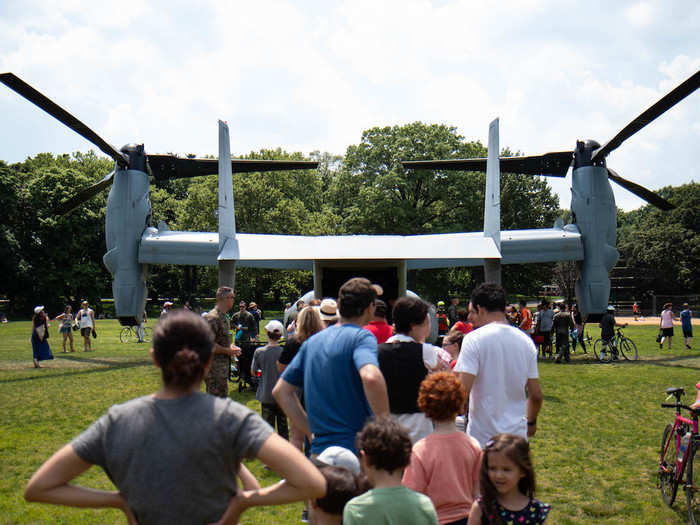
[363,320,393,344]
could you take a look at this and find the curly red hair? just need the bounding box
[417,371,466,422]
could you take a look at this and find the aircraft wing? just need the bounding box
[138,229,503,269]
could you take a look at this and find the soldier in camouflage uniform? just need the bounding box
[204,286,241,397]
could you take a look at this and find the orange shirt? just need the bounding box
[402,432,482,524]
[519,307,532,331]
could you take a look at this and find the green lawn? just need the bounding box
[1,319,697,524]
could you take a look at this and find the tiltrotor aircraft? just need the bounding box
[2,70,698,328]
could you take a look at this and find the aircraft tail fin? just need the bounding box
[218,120,236,251]
[483,118,502,283]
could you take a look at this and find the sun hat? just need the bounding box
[34,305,44,314]
[319,298,339,321]
[315,446,361,475]
[264,320,284,334]
[249,302,257,309]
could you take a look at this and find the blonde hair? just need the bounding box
[296,306,324,343]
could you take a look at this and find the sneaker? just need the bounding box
[301,509,309,523]
[660,343,663,349]
[687,344,692,350]
[600,351,606,361]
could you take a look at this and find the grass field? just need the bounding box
[1,319,698,524]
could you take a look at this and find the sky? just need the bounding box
[1,0,698,212]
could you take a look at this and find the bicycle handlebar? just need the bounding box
[661,402,700,415]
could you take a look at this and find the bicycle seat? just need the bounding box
[666,387,685,396]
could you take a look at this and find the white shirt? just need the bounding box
[454,322,539,447]
[78,308,94,329]
[385,333,438,369]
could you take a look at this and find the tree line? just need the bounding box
[1,122,696,315]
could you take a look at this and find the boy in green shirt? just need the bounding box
[343,418,438,525]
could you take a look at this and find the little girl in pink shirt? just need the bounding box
[403,372,482,525]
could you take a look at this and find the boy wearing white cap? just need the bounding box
[251,320,288,440]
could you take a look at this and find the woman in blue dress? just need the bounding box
[31,306,54,368]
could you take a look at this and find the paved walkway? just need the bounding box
[614,316,699,326]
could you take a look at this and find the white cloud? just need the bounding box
[0,0,698,211]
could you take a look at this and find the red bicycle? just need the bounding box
[659,387,700,524]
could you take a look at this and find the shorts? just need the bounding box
[662,327,674,337]
[541,331,552,344]
[81,327,92,337]
[683,327,693,338]
[59,326,72,334]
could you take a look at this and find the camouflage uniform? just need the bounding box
[205,308,232,398]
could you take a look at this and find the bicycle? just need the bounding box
[119,325,152,343]
[593,327,638,362]
[659,387,700,524]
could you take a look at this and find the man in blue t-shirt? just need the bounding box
[273,277,390,454]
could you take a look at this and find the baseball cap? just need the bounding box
[34,305,44,314]
[264,320,284,334]
[315,446,361,475]
[164,301,174,307]
[607,305,615,311]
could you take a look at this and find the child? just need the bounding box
[309,446,369,525]
[681,303,693,350]
[251,320,288,440]
[467,434,551,525]
[403,372,482,525]
[343,417,438,525]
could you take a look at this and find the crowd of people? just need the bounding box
[21,280,696,524]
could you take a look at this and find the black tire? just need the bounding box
[142,327,153,343]
[661,423,679,506]
[593,339,611,362]
[688,439,700,525]
[620,338,638,361]
[119,327,133,344]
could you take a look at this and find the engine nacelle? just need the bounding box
[103,159,150,326]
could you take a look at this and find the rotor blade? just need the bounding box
[0,73,129,166]
[607,168,675,210]
[594,70,700,162]
[54,170,116,215]
[148,155,318,180]
[402,151,572,177]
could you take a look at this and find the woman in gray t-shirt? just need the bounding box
[24,310,326,525]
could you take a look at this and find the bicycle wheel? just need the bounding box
[687,439,700,525]
[593,339,611,362]
[142,327,153,342]
[119,327,133,343]
[620,337,638,361]
[660,423,679,506]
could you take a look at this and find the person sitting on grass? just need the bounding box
[343,417,438,525]
[403,372,482,525]
[467,433,551,525]
[251,320,289,441]
[24,309,325,525]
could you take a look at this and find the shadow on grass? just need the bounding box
[0,357,152,384]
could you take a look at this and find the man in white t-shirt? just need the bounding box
[455,283,544,447]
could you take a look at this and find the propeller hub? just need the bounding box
[574,140,605,169]
[120,143,147,172]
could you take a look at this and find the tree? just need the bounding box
[617,182,700,294]
[0,152,113,314]
[332,122,561,297]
